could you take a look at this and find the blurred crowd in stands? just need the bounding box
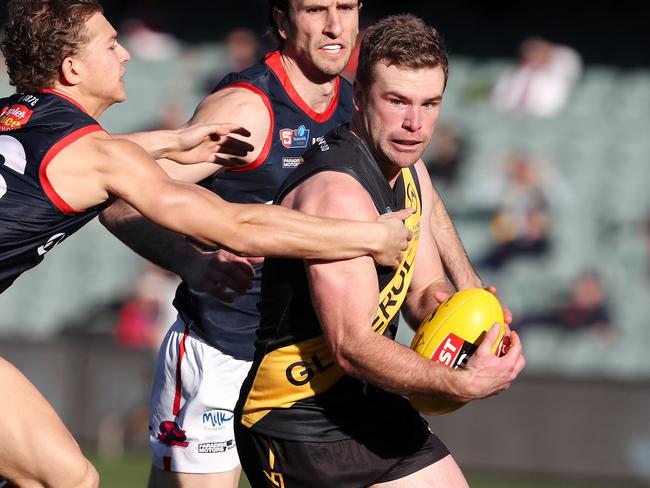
[2,10,643,370]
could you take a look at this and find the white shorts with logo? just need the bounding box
[149,317,252,473]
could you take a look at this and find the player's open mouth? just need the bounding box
[392,139,421,149]
[321,44,343,55]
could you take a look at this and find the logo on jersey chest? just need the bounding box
[282,157,303,169]
[279,125,310,149]
[0,95,39,132]
[0,104,33,132]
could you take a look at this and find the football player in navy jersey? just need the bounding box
[0,1,413,486]
[100,2,487,488]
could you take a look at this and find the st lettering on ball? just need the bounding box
[409,288,510,416]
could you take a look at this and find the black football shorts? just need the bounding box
[235,418,450,488]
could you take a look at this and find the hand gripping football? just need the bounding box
[409,288,509,416]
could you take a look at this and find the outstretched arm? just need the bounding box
[49,133,410,265]
[99,85,277,282]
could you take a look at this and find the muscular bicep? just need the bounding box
[191,88,270,164]
[284,172,381,356]
[308,256,379,358]
[150,87,272,183]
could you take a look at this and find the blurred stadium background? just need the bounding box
[1,0,649,486]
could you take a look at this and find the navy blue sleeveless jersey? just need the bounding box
[0,90,104,293]
[172,51,354,360]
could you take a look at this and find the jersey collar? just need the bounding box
[264,50,340,123]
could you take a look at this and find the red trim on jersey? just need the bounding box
[39,124,105,214]
[220,82,274,173]
[172,324,191,416]
[163,456,172,472]
[37,89,89,114]
[264,50,341,123]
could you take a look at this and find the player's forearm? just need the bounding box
[430,187,482,289]
[114,130,178,160]
[99,200,203,278]
[336,330,469,402]
[150,187,387,260]
[228,203,389,260]
[402,278,456,330]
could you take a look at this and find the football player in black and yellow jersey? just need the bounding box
[0,1,413,486]
[235,15,526,488]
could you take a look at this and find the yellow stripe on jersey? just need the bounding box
[242,168,422,427]
[372,168,421,335]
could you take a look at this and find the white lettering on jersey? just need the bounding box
[0,135,28,200]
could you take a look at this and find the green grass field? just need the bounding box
[87,451,637,488]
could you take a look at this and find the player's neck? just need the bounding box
[280,53,337,113]
[47,84,110,119]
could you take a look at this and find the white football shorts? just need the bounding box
[149,317,252,473]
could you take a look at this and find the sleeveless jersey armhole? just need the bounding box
[222,82,274,173]
[39,124,104,214]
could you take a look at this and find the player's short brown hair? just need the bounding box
[1,0,104,93]
[356,14,449,89]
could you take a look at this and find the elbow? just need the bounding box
[329,338,360,377]
[333,351,355,376]
[99,200,139,234]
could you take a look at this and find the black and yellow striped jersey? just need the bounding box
[236,123,424,442]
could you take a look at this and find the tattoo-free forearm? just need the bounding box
[99,200,202,279]
[430,186,482,289]
[402,278,455,329]
[114,130,178,160]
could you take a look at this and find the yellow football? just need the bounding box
[409,288,508,416]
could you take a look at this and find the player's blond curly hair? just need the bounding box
[356,14,449,89]
[1,0,103,93]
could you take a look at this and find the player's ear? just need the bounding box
[353,80,365,113]
[60,56,83,87]
[273,7,290,41]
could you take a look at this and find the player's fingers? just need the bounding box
[478,323,501,354]
[218,135,255,152]
[207,123,252,137]
[506,330,523,359]
[503,307,513,325]
[380,208,413,222]
[201,283,235,302]
[513,351,526,376]
[210,268,253,293]
[433,291,451,305]
[485,285,497,294]
[247,256,264,265]
[509,329,520,346]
